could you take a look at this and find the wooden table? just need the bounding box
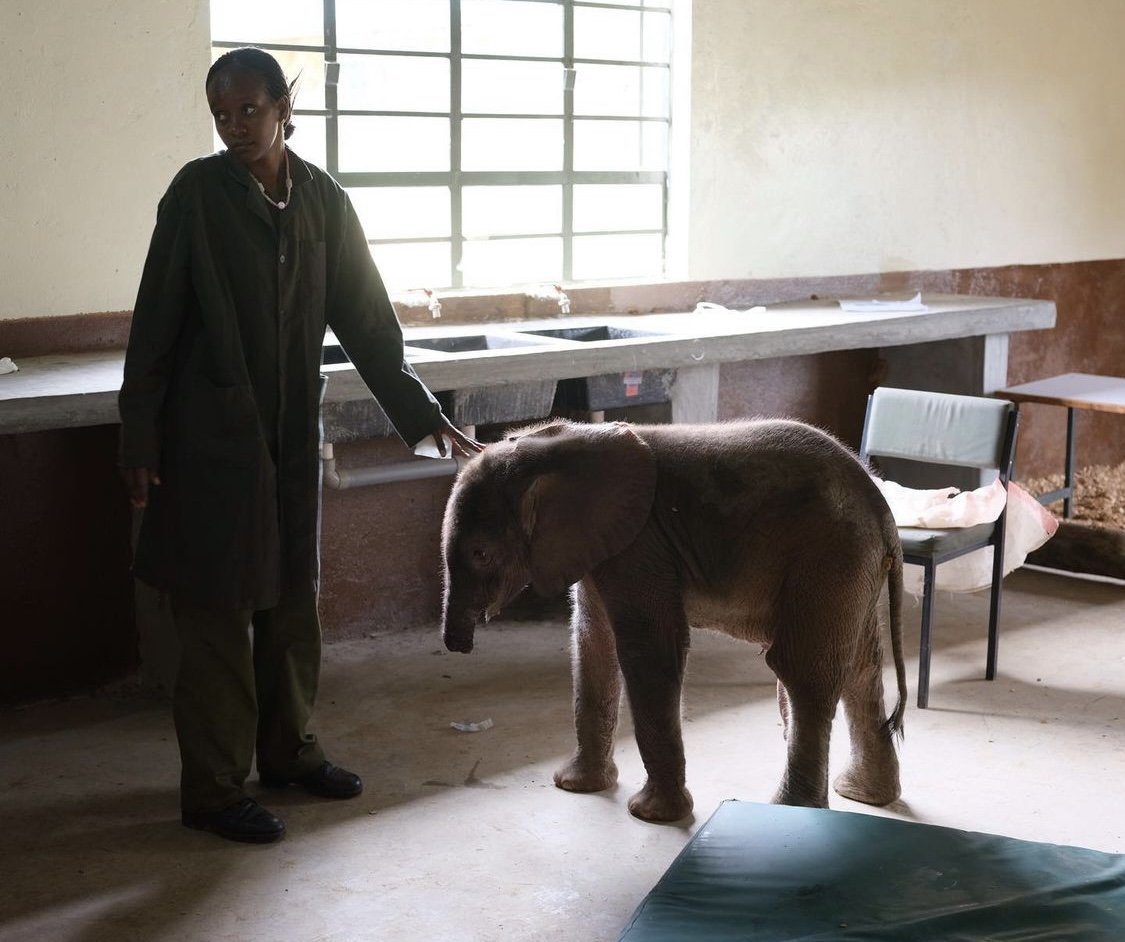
[996,372,1125,517]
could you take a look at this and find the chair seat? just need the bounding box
[898,521,997,558]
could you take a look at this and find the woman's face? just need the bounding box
[206,65,289,169]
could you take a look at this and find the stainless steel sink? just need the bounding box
[405,334,560,426]
[403,333,554,354]
[321,322,675,425]
[325,324,671,365]
[519,325,669,343]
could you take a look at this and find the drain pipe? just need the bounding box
[321,441,466,490]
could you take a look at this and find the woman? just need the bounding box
[119,47,479,844]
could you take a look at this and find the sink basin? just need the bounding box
[520,325,669,343]
[403,333,551,354]
[321,322,674,426]
[325,325,667,364]
[323,332,559,426]
[321,336,506,365]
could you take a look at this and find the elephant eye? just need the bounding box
[470,546,491,566]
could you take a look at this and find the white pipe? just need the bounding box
[321,442,465,490]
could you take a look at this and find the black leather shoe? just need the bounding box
[182,797,286,844]
[261,761,363,799]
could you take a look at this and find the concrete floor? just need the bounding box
[1,566,1123,942]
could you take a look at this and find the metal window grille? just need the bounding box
[211,0,672,291]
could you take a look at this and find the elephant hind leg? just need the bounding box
[767,685,835,808]
[766,655,838,808]
[776,679,791,741]
[554,579,621,794]
[833,612,902,807]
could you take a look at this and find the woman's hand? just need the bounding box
[121,467,162,508]
[434,417,484,458]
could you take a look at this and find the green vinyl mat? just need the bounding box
[618,800,1125,941]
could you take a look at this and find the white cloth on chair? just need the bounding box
[876,478,1007,528]
[874,478,1059,595]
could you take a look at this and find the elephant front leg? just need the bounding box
[554,580,621,794]
[614,612,693,823]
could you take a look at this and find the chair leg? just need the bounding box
[917,563,937,709]
[986,543,1005,681]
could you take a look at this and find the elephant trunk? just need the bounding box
[443,616,476,653]
[442,588,480,653]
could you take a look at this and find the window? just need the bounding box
[210,0,673,292]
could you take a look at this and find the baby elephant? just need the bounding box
[441,419,906,822]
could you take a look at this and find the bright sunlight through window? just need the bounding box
[210,0,673,293]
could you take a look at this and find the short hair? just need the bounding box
[206,47,297,140]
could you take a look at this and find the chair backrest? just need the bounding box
[860,387,1017,477]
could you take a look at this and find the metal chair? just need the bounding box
[859,387,1019,708]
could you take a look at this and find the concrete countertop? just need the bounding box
[0,294,1056,435]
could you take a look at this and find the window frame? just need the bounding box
[213,0,672,289]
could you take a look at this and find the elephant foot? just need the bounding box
[832,765,901,807]
[627,780,693,822]
[553,755,618,793]
[770,783,828,809]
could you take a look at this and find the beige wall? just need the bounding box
[688,0,1125,279]
[3,1,1125,320]
[0,0,211,320]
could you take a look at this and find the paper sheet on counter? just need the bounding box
[839,292,928,313]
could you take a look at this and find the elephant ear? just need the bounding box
[513,422,657,597]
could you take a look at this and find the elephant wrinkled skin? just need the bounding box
[441,419,907,822]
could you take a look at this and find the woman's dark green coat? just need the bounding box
[119,150,441,610]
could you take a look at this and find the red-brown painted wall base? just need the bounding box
[318,438,453,642]
[960,261,1125,477]
[718,350,882,450]
[0,311,133,357]
[0,426,137,702]
[2,259,1122,702]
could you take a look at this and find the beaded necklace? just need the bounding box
[251,149,292,210]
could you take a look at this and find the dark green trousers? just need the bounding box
[171,590,327,813]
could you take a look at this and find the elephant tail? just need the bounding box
[884,545,908,741]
